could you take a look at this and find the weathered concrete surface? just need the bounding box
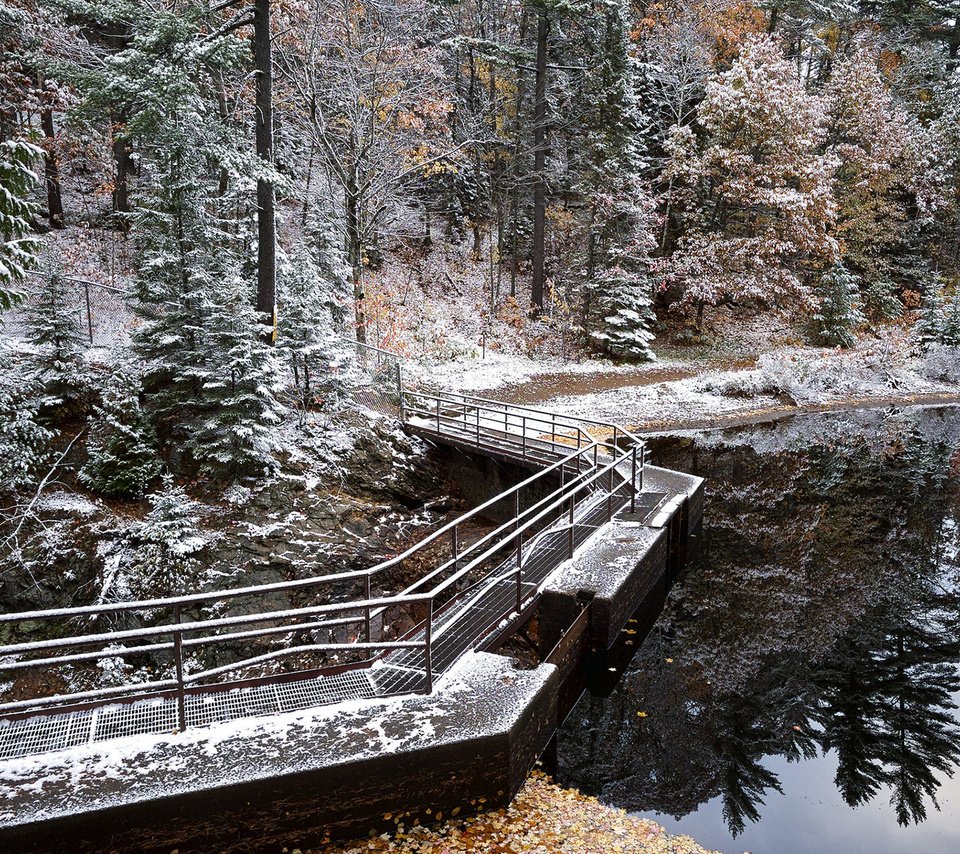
[0,653,558,854]
[641,464,705,531]
[541,524,669,652]
[537,465,704,660]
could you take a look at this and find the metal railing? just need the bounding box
[0,394,643,731]
[401,388,644,507]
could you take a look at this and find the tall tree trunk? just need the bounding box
[213,70,231,196]
[254,0,276,342]
[41,106,64,229]
[346,174,367,344]
[531,7,549,314]
[112,117,133,224]
[949,18,960,75]
[509,13,528,299]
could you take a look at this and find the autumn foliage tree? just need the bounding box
[825,45,932,291]
[664,34,837,321]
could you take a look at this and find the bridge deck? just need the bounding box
[0,391,662,762]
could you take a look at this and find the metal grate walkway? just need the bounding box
[1,389,655,760]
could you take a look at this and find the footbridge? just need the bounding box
[0,360,704,853]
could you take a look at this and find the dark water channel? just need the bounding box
[556,405,960,853]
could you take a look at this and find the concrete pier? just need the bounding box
[0,463,702,853]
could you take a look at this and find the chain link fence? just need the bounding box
[1,272,133,348]
[337,335,409,415]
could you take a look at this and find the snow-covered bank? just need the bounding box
[427,336,960,432]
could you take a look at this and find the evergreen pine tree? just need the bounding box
[125,475,207,598]
[131,98,231,424]
[278,250,333,402]
[0,139,42,309]
[80,369,162,497]
[0,348,51,490]
[188,272,283,475]
[577,0,657,361]
[864,278,903,323]
[588,260,657,360]
[940,290,960,347]
[25,270,86,400]
[278,222,351,412]
[116,10,285,475]
[813,263,865,348]
[915,275,948,350]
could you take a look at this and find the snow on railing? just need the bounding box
[0,394,644,736]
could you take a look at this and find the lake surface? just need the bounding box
[556,405,960,853]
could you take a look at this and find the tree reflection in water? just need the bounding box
[556,407,960,837]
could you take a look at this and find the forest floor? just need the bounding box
[312,772,718,854]
[415,318,960,434]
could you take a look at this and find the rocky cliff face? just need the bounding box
[0,407,458,626]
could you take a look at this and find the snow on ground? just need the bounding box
[426,332,960,430]
[409,350,656,393]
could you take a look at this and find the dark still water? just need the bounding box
[556,405,960,854]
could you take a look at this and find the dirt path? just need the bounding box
[631,392,960,434]
[485,356,757,405]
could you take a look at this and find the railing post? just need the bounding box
[593,443,598,469]
[363,575,372,644]
[436,398,441,433]
[631,446,638,514]
[424,599,434,694]
[607,464,614,520]
[173,604,186,733]
[84,279,93,344]
[522,415,527,458]
[551,412,556,446]
[476,405,481,447]
[568,493,575,558]
[576,431,581,473]
[516,530,523,613]
[397,364,404,421]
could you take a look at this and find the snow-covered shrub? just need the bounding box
[812,263,864,348]
[0,350,51,490]
[922,344,960,384]
[752,339,914,403]
[25,270,87,401]
[80,370,162,498]
[96,647,134,687]
[122,477,210,598]
[700,336,918,405]
[699,368,788,398]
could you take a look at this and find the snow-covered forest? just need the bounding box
[3,3,960,851]
[2,1,960,612]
